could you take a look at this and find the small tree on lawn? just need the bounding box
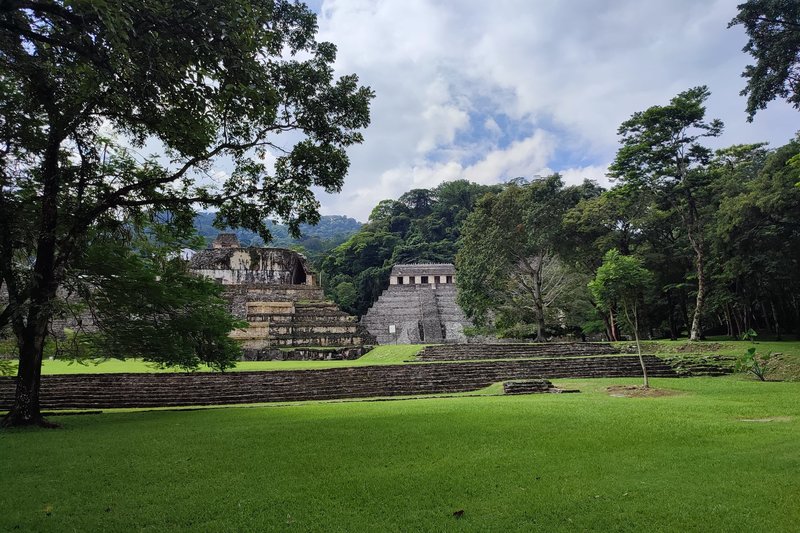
[589,249,654,388]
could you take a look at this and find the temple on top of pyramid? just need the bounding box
[361,263,472,344]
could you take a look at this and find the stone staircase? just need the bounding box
[417,342,621,361]
[418,288,444,342]
[0,355,679,410]
[361,284,471,344]
[224,284,371,357]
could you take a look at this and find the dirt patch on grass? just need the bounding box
[738,416,792,423]
[606,385,681,398]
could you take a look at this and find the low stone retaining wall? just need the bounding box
[503,380,555,394]
[417,342,620,361]
[0,356,680,410]
[241,346,371,361]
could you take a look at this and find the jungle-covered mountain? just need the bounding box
[194,213,362,261]
[320,180,503,316]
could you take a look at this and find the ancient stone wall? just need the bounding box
[0,355,685,409]
[190,238,372,358]
[189,247,316,286]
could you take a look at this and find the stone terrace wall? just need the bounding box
[0,355,679,409]
[417,343,620,360]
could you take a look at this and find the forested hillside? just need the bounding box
[320,180,502,315]
[323,93,799,342]
[194,213,362,261]
[457,113,800,340]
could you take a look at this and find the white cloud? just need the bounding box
[315,0,798,221]
[464,131,555,184]
[556,164,613,188]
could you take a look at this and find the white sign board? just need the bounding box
[388,324,396,334]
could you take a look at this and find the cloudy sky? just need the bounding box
[302,0,797,222]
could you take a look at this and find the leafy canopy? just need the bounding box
[729,0,800,120]
[588,249,653,314]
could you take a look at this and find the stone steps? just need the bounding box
[417,342,620,360]
[362,282,471,344]
[0,356,681,409]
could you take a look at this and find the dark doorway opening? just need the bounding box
[292,262,307,285]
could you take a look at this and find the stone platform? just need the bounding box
[0,355,683,409]
[417,342,620,360]
[502,379,576,394]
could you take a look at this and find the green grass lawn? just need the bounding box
[1,376,798,532]
[29,344,427,375]
[634,340,800,381]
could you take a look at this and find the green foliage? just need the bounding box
[74,231,245,372]
[332,282,357,313]
[729,0,800,119]
[0,358,15,376]
[609,86,723,188]
[321,179,501,315]
[740,328,759,342]
[735,346,777,381]
[457,175,600,338]
[588,250,653,315]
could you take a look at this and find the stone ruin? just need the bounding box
[361,263,472,344]
[190,233,372,360]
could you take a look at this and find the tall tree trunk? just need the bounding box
[3,318,51,427]
[724,304,733,338]
[771,300,781,340]
[609,308,620,341]
[600,311,615,342]
[732,306,743,338]
[2,132,62,428]
[532,257,545,342]
[688,236,706,341]
[625,302,648,388]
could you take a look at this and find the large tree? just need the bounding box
[457,175,599,340]
[0,0,373,426]
[729,0,800,120]
[609,86,722,341]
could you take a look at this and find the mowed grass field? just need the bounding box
[2,376,799,532]
[32,344,426,374]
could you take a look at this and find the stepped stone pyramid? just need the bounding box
[190,234,372,359]
[361,263,472,344]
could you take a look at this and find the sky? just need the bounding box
[296,0,798,222]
